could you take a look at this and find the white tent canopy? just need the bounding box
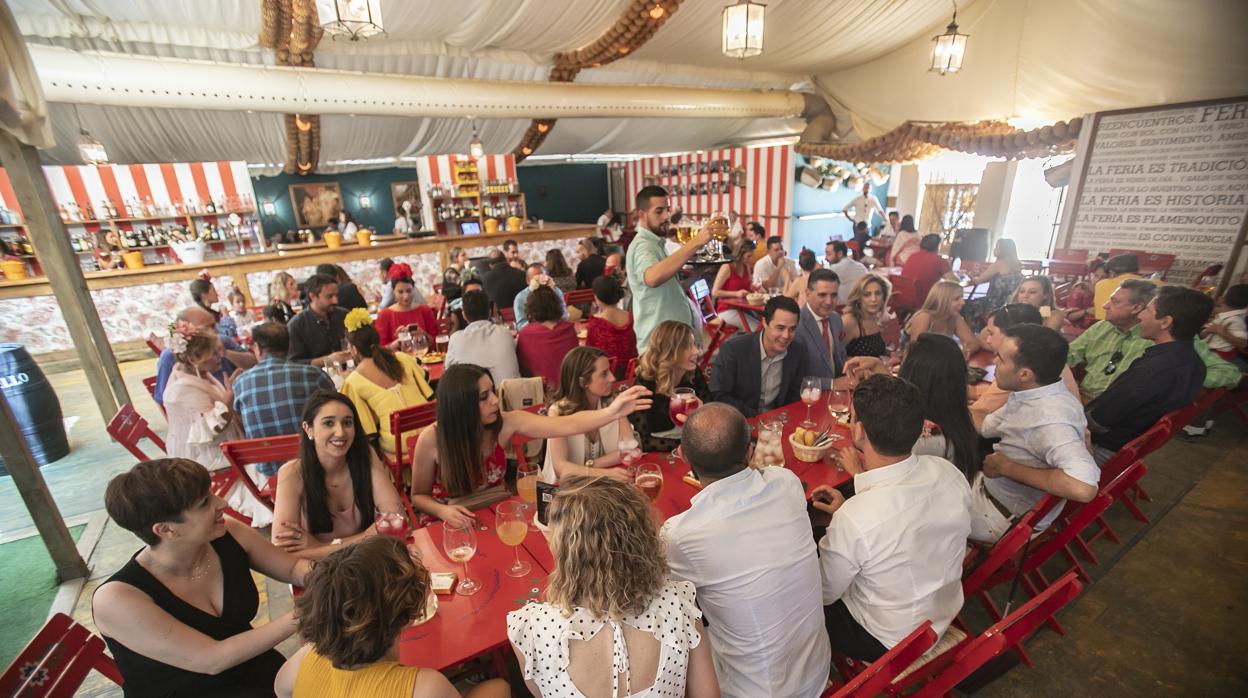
[5,0,1246,172]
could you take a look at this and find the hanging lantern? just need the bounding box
[929,1,968,75]
[77,129,108,165]
[722,1,765,59]
[316,0,385,41]
[468,124,485,160]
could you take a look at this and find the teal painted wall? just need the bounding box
[251,167,418,237]
[517,163,609,224]
[790,155,891,257]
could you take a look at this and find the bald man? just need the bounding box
[153,306,253,405]
[661,403,830,697]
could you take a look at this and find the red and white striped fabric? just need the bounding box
[622,145,794,241]
[413,154,517,228]
[0,161,255,233]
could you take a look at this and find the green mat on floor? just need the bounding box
[0,525,85,669]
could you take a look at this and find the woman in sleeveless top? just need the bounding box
[784,248,819,308]
[507,477,718,698]
[711,240,757,332]
[962,238,1025,332]
[93,458,314,697]
[275,536,508,698]
[410,364,653,527]
[340,308,434,460]
[584,274,637,368]
[542,347,635,484]
[271,392,407,560]
[903,281,981,357]
[841,274,893,358]
[265,271,299,325]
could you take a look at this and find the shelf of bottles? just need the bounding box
[428,166,526,233]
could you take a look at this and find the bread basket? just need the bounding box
[788,432,838,463]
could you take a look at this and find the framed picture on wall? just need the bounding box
[289,182,341,228]
[390,180,422,217]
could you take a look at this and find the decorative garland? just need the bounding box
[796,118,1083,163]
[261,0,324,173]
[513,0,686,161]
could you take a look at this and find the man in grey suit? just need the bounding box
[798,268,846,384]
[710,296,828,417]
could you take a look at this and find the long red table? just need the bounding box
[398,498,553,671]
[718,298,765,333]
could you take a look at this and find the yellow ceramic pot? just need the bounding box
[122,251,145,269]
[484,218,500,234]
[506,216,522,232]
[323,231,342,249]
[0,259,28,280]
[357,231,372,247]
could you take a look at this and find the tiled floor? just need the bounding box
[2,357,1245,696]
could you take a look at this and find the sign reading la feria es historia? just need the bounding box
[1066,97,1248,283]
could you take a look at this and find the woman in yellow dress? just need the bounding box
[339,308,433,461]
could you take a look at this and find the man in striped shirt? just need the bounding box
[233,321,335,476]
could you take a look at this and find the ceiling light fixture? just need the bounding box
[929,1,969,75]
[468,120,485,160]
[73,105,108,165]
[648,4,666,20]
[316,0,385,41]
[722,1,765,59]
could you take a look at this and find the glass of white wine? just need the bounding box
[495,501,532,577]
[441,520,479,596]
[516,461,539,529]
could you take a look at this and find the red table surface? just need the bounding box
[398,503,549,671]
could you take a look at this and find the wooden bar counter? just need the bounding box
[0,223,595,361]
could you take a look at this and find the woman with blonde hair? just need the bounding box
[542,347,635,483]
[634,320,706,451]
[265,271,300,324]
[507,476,718,698]
[1008,275,1067,331]
[840,274,893,358]
[275,536,508,698]
[904,280,981,355]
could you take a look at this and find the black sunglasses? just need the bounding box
[1103,350,1124,376]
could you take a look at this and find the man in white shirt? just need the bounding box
[974,324,1100,542]
[444,289,521,383]
[824,240,868,305]
[812,374,972,662]
[842,182,887,230]
[663,403,830,698]
[752,235,791,290]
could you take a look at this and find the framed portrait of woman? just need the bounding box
[289,182,342,228]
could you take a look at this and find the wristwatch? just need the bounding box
[331,538,342,546]
[585,458,595,469]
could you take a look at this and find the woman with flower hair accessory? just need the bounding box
[340,308,433,460]
[162,321,272,525]
[374,275,437,348]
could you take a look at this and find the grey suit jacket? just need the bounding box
[797,305,845,384]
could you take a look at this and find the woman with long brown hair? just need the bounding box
[633,320,707,451]
[542,347,635,483]
[507,476,718,698]
[711,239,756,331]
[339,309,433,461]
[410,364,652,526]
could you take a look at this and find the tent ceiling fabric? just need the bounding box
[8,0,1247,170]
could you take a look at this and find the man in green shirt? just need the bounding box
[1068,278,1240,400]
[626,185,714,353]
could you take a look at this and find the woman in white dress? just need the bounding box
[161,323,271,526]
[541,347,634,484]
[507,477,719,698]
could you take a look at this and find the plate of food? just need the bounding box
[421,353,445,364]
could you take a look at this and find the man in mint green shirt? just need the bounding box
[626,185,714,353]
[1068,279,1239,400]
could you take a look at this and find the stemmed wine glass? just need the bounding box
[411,327,430,358]
[495,501,532,577]
[669,387,699,427]
[799,377,822,428]
[634,461,664,503]
[829,389,851,423]
[441,520,479,596]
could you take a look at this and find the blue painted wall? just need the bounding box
[251,166,419,238]
[789,155,891,257]
[517,163,609,224]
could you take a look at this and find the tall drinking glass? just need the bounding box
[516,461,539,528]
[634,461,664,503]
[441,520,479,596]
[374,510,409,541]
[495,501,532,577]
[799,377,822,428]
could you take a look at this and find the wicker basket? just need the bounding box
[788,433,838,463]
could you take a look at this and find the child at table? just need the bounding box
[275,536,509,698]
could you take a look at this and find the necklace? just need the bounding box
[151,547,215,582]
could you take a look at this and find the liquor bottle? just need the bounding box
[205,198,216,214]
[19,237,33,255]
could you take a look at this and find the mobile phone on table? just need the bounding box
[536,481,558,526]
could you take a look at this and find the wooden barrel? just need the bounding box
[0,344,69,474]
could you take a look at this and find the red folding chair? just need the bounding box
[699,322,738,373]
[1137,253,1176,279]
[886,274,920,317]
[1051,248,1089,263]
[0,613,123,697]
[822,621,936,698]
[141,375,166,418]
[960,505,1043,666]
[389,402,438,488]
[609,356,639,381]
[898,572,1083,698]
[564,288,595,306]
[499,307,516,324]
[105,404,166,461]
[1107,247,1147,259]
[219,435,299,512]
[145,332,163,357]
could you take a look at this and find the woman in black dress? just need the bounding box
[93,458,313,697]
[841,273,893,358]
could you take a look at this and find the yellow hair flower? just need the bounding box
[344,307,374,333]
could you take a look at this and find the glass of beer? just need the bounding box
[634,461,664,503]
[495,501,531,577]
[708,211,730,241]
